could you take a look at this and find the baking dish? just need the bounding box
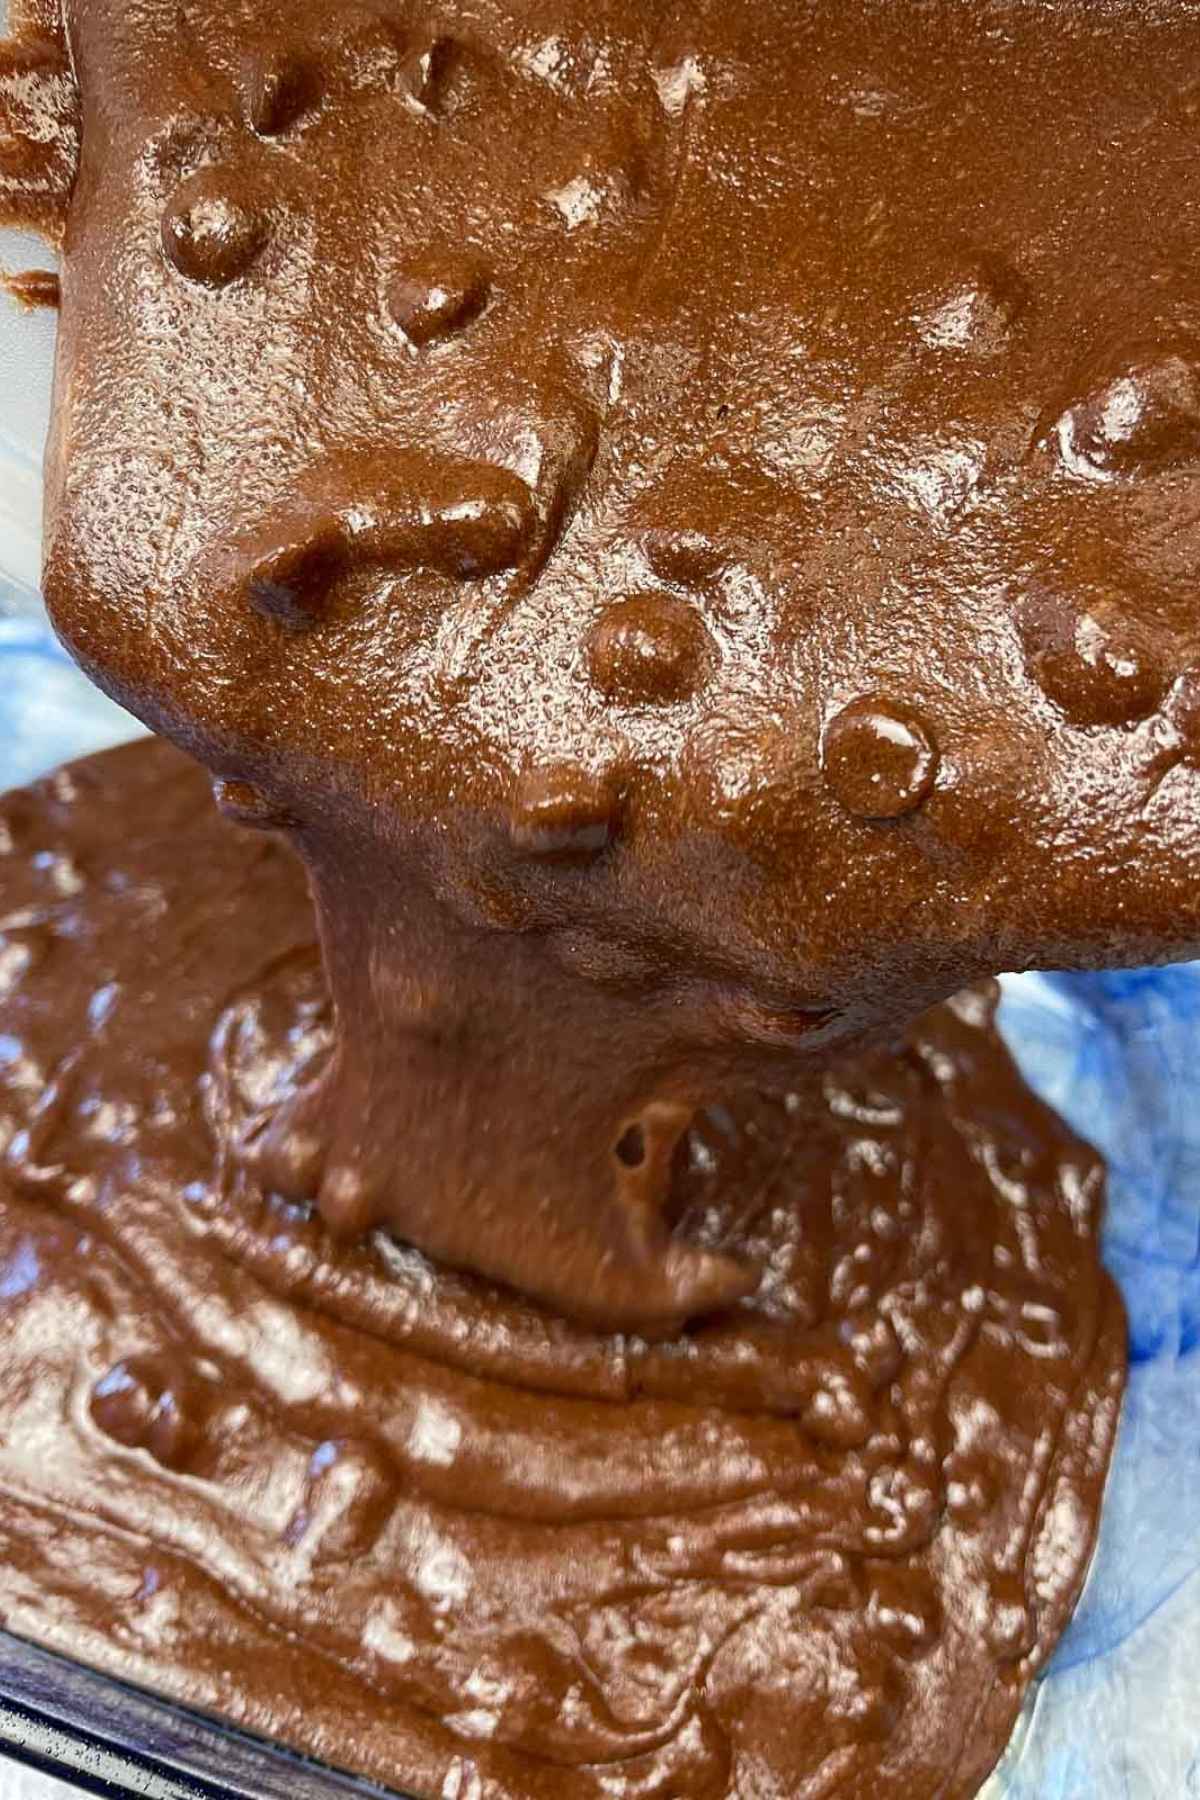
[0,1627,405,1798]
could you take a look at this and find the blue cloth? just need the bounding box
[0,613,138,780]
[1,613,1197,1795]
[989,973,1200,1796]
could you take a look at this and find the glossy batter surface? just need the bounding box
[1,3,1175,1792]
[0,742,1124,1799]
[4,0,1200,1327]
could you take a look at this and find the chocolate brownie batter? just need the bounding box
[0,741,1124,1799]
[7,0,1200,1326]
[2,0,1197,1791]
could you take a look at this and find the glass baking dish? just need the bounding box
[0,1626,406,1798]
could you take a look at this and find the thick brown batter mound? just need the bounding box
[0,741,1125,1798]
[6,0,1200,1328]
